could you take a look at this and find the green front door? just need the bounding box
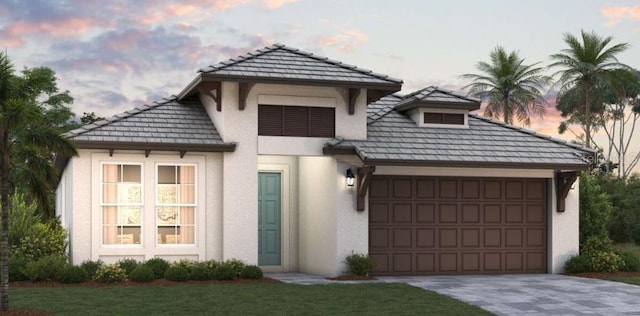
[258,172,281,266]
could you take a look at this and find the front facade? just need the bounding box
[56,44,593,276]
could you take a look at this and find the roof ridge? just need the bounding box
[63,97,178,138]
[468,113,596,153]
[200,43,403,84]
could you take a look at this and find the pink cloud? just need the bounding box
[600,5,640,26]
[317,29,368,53]
[0,17,99,47]
[264,0,299,9]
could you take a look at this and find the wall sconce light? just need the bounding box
[346,168,355,187]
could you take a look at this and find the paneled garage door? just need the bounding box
[369,176,547,275]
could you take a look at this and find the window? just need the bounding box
[424,112,465,125]
[156,165,196,245]
[258,105,335,137]
[101,164,142,245]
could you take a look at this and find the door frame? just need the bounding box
[257,164,290,273]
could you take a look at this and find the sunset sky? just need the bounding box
[2,0,640,165]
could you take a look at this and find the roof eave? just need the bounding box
[395,100,481,112]
[176,75,204,100]
[323,146,589,171]
[72,140,237,153]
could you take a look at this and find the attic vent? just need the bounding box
[424,113,464,125]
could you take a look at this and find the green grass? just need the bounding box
[609,277,640,285]
[617,243,640,256]
[9,283,492,315]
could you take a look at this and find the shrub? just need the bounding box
[618,250,640,272]
[223,259,246,277]
[129,266,155,283]
[8,256,28,282]
[24,255,67,282]
[579,173,613,244]
[578,237,624,272]
[240,265,263,279]
[212,265,235,280]
[175,259,198,274]
[164,265,189,282]
[117,258,141,277]
[143,258,170,279]
[564,254,591,273]
[80,260,103,279]
[94,264,127,283]
[343,253,374,276]
[58,265,88,284]
[189,263,214,281]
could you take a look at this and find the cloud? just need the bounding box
[317,29,368,53]
[264,0,299,9]
[600,5,640,26]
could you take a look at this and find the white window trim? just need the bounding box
[99,162,144,248]
[155,163,198,247]
[412,108,469,129]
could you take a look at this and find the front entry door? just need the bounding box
[258,172,281,266]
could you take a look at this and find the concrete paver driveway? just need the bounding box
[379,274,640,315]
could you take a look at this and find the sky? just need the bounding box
[2,0,640,169]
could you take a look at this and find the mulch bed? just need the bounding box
[327,275,377,281]
[9,277,281,288]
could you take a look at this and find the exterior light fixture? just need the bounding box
[346,168,355,187]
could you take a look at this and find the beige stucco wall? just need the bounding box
[298,156,338,275]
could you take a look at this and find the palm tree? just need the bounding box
[0,51,76,311]
[549,30,630,148]
[461,46,550,126]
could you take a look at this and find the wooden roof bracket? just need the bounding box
[348,88,361,115]
[198,81,222,111]
[239,82,255,111]
[180,150,187,158]
[108,148,114,157]
[556,171,579,212]
[144,149,151,158]
[356,166,376,212]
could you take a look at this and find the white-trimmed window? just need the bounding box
[101,164,143,245]
[156,165,196,245]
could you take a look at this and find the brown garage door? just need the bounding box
[369,176,547,275]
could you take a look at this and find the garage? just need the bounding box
[369,176,548,275]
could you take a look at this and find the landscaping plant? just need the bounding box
[93,264,127,283]
[344,252,374,276]
[58,265,88,284]
[128,266,154,283]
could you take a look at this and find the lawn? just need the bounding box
[9,282,493,315]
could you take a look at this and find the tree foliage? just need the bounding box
[462,46,550,125]
[579,172,613,245]
[0,51,76,310]
[549,30,630,148]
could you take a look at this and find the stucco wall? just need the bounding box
[59,149,223,264]
[335,161,368,275]
[298,156,337,275]
[550,177,580,273]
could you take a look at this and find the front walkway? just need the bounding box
[268,273,640,315]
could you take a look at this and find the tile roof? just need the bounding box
[198,44,403,87]
[65,97,234,151]
[394,86,480,111]
[326,96,594,169]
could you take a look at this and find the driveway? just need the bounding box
[379,274,640,315]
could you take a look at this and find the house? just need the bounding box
[55,44,594,276]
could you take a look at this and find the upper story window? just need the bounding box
[101,164,142,245]
[258,105,335,137]
[424,112,465,125]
